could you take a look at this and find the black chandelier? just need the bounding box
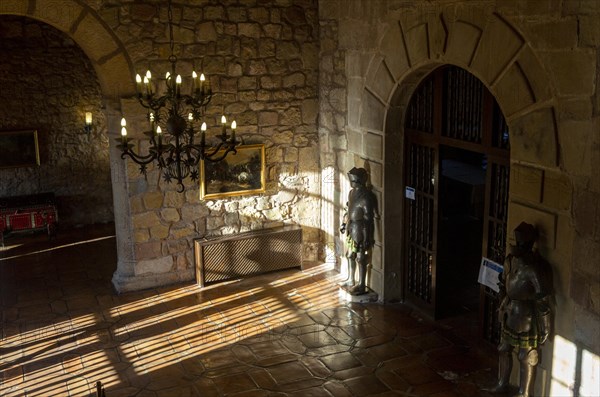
[117,0,239,193]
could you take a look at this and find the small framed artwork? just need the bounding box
[200,144,266,199]
[0,130,40,169]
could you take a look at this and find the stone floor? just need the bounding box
[1,224,506,396]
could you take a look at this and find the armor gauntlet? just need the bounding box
[340,203,349,234]
[536,299,551,344]
[497,260,508,324]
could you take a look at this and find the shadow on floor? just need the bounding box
[1,224,507,396]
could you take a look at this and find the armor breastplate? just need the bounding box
[504,256,538,333]
[346,187,376,248]
[506,258,537,300]
[505,300,534,333]
[348,220,367,244]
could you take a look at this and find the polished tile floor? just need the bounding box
[1,225,504,396]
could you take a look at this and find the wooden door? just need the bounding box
[404,73,439,318]
[404,139,438,316]
[480,104,511,344]
[403,66,510,339]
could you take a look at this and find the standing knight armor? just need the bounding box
[340,167,378,295]
[491,222,552,397]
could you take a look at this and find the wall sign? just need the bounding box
[405,186,416,200]
[478,257,503,292]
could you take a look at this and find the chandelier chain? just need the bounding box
[118,0,239,193]
[168,0,176,64]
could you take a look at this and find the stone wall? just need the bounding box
[1,5,597,392]
[108,0,321,286]
[500,0,600,360]
[320,0,599,394]
[0,0,322,292]
[0,1,598,393]
[318,3,348,268]
[0,16,113,226]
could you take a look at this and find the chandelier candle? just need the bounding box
[116,0,241,193]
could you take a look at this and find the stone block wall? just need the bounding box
[320,0,388,293]
[318,3,348,269]
[108,0,321,285]
[501,0,600,357]
[320,0,599,394]
[0,16,113,226]
[1,5,597,390]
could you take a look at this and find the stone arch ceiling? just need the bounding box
[0,0,136,100]
[362,7,559,168]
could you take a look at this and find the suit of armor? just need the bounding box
[491,222,552,397]
[340,167,378,295]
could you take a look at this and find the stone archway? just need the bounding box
[0,0,135,100]
[0,0,137,292]
[353,5,559,302]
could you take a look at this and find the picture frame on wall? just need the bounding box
[200,144,266,200]
[0,130,40,169]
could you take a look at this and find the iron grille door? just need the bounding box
[480,102,511,344]
[404,140,438,316]
[403,71,440,318]
[402,65,510,332]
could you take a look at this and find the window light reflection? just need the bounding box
[550,334,600,397]
[551,335,576,395]
[580,348,600,396]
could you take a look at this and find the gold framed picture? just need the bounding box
[0,130,40,169]
[200,144,266,199]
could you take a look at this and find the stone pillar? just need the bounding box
[105,101,136,293]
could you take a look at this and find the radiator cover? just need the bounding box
[194,225,302,287]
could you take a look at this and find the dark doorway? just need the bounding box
[436,146,486,319]
[402,65,510,344]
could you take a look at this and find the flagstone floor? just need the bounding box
[1,224,505,396]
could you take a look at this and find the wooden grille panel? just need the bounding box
[406,142,435,304]
[492,103,510,150]
[406,77,434,133]
[195,226,302,287]
[487,162,510,262]
[443,67,484,143]
[482,161,510,344]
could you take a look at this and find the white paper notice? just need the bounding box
[478,257,503,292]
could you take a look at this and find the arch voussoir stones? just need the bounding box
[379,22,410,81]
[31,0,85,34]
[508,107,559,167]
[0,0,29,15]
[360,89,386,134]
[471,15,525,85]
[366,7,559,169]
[72,13,119,64]
[1,0,136,98]
[1,0,139,293]
[369,61,396,105]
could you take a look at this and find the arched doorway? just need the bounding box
[0,15,113,226]
[0,1,139,292]
[402,65,509,342]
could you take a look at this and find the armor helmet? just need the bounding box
[348,167,368,185]
[514,222,537,244]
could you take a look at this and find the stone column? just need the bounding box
[105,101,136,293]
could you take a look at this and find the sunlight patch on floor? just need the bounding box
[1,264,342,396]
[0,235,115,261]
